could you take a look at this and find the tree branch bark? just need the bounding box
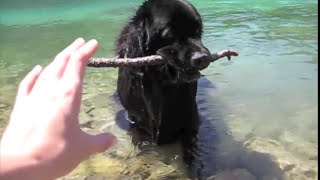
[87,55,166,68]
[87,49,239,68]
[211,49,239,61]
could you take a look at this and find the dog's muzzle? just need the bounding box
[190,52,211,70]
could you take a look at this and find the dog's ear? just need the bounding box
[143,18,151,50]
[156,45,176,59]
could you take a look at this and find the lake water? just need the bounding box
[0,0,318,179]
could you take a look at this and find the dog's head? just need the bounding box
[136,0,213,83]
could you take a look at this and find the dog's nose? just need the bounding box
[191,52,211,70]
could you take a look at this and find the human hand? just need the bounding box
[0,38,117,180]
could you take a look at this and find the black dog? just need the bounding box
[116,0,214,144]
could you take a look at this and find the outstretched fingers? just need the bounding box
[17,65,43,98]
[63,39,99,84]
[45,38,86,80]
[56,40,99,122]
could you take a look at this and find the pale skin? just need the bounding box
[0,38,117,180]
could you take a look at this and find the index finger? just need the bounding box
[62,39,99,83]
[48,38,86,79]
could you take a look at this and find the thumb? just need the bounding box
[85,133,117,155]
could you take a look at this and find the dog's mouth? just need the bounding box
[160,65,201,83]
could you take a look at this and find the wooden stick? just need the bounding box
[87,49,239,68]
[212,49,239,61]
[87,55,166,68]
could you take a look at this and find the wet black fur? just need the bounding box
[115,0,211,144]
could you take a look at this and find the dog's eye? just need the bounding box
[161,28,173,40]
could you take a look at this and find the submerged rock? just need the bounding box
[244,137,318,180]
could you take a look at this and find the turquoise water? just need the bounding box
[0,0,318,179]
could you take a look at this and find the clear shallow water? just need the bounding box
[0,0,318,179]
